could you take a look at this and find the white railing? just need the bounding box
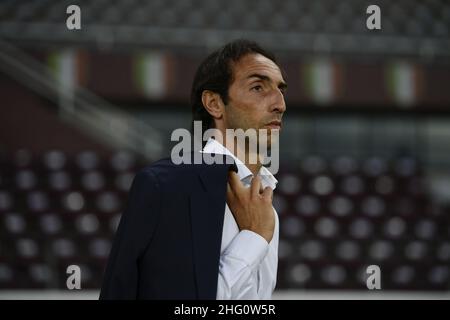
[0,39,163,160]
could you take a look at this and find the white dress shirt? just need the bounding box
[201,138,279,300]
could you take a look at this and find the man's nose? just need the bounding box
[270,89,286,113]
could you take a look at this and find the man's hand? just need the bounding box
[226,171,275,243]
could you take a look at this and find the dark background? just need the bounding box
[0,0,449,298]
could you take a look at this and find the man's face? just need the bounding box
[223,53,287,148]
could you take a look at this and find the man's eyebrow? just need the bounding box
[247,73,287,89]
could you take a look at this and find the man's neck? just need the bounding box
[224,137,262,176]
[246,162,262,177]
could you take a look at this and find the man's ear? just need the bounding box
[201,90,224,121]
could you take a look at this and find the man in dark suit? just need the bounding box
[100,39,287,300]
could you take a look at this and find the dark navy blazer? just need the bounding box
[100,154,237,300]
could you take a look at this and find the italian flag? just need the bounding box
[386,61,422,107]
[303,58,341,106]
[134,51,169,99]
[48,49,83,89]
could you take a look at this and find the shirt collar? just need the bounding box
[201,138,278,190]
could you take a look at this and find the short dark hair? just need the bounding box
[190,39,278,134]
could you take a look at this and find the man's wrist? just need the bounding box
[223,230,269,268]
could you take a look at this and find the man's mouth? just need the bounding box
[264,121,282,130]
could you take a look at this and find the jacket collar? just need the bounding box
[189,153,236,299]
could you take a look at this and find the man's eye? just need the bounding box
[251,85,263,92]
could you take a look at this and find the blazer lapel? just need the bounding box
[189,156,237,299]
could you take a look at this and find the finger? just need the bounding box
[250,175,262,198]
[262,186,273,201]
[228,171,243,193]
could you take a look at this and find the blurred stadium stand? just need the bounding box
[0,0,449,58]
[0,0,450,299]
